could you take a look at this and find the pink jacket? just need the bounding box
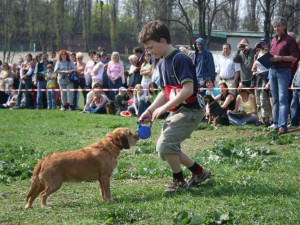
[107,61,124,81]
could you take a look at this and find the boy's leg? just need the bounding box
[157,107,209,194]
[179,151,211,186]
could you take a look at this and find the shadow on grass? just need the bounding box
[187,179,297,198]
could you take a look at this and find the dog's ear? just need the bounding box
[119,133,130,149]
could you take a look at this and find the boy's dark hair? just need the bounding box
[139,20,171,44]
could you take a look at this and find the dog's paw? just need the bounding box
[25,204,32,209]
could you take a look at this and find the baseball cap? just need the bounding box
[259,38,268,44]
[119,87,127,92]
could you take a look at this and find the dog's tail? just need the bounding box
[25,158,45,208]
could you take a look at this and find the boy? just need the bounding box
[45,64,57,109]
[138,20,211,194]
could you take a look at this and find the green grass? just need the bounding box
[0,110,300,224]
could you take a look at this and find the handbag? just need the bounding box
[228,110,248,118]
[67,62,78,83]
[69,71,79,83]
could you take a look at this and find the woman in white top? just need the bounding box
[15,53,34,109]
[140,53,153,90]
[91,53,104,87]
[84,50,96,88]
[107,51,124,100]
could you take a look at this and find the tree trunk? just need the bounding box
[110,0,118,51]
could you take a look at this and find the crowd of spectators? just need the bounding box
[0,16,299,133]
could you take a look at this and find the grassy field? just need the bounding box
[0,109,300,224]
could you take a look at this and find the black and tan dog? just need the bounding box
[203,95,229,126]
[105,100,116,115]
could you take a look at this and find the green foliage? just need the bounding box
[173,211,234,225]
[0,110,300,224]
[196,123,218,131]
[0,145,49,183]
[251,131,299,145]
[194,138,276,171]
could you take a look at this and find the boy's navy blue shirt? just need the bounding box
[159,49,200,111]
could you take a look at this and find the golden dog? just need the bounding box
[25,128,139,209]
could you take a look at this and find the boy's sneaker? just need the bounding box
[165,179,189,195]
[188,168,211,186]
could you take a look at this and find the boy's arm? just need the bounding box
[152,81,193,120]
[141,81,194,121]
[139,90,167,122]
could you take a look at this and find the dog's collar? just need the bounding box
[107,137,123,150]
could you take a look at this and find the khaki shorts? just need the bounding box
[156,106,205,160]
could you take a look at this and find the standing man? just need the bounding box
[193,38,215,88]
[133,47,145,85]
[34,53,53,109]
[233,38,255,87]
[268,16,299,134]
[216,43,241,96]
[139,20,210,195]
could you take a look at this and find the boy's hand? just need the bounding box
[152,105,167,121]
[139,109,152,123]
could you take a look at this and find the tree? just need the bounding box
[258,0,278,39]
[276,0,300,33]
[81,0,92,51]
[0,0,27,62]
[171,0,195,49]
[193,0,206,39]
[241,0,259,31]
[53,0,66,49]
[123,0,147,40]
[206,0,228,47]
[109,0,119,51]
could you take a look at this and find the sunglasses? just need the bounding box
[77,57,83,59]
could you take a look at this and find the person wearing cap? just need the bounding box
[44,64,57,109]
[233,38,255,88]
[251,38,272,126]
[114,86,129,115]
[267,16,299,134]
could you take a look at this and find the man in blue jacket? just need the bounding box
[193,38,215,89]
